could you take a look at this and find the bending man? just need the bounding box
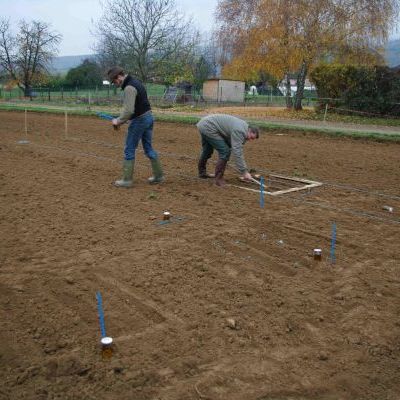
[196,114,259,186]
[107,66,164,188]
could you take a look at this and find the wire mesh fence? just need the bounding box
[0,84,165,105]
[1,84,399,122]
[0,84,318,108]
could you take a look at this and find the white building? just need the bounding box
[278,78,316,96]
[203,79,245,102]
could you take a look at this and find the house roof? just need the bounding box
[205,78,244,83]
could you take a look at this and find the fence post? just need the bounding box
[323,103,328,122]
[48,88,51,101]
[61,87,64,101]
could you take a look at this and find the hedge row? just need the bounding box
[311,64,400,116]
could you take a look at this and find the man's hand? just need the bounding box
[112,118,120,131]
[242,171,253,181]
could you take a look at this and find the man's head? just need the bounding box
[107,66,125,87]
[246,125,259,141]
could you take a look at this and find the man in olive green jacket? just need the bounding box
[196,114,259,186]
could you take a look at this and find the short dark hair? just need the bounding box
[249,125,259,138]
[107,66,124,81]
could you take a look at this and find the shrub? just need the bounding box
[311,64,400,116]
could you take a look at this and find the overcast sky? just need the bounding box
[1,0,398,56]
[0,0,219,56]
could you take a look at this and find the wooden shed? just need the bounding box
[202,79,245,103]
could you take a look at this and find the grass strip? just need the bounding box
[1,103,399,142]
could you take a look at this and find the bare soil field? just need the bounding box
[1,110,399,400]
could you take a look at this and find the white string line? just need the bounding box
[246,164,400,201]
[327,105,400,119]
[289,196,400,225]
[62,134,400,201]
[62,136,297,189]
[26,140,400,226]
[17,142,381,274]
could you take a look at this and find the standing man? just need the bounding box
[107,66,164,188]
[196,114,259,186]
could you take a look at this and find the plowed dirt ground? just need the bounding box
[1,110,399,400]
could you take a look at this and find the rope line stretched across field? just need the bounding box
[59,136,299,189]
[25,140,400,226]
[327,105,400,119]
[60,134,400,201]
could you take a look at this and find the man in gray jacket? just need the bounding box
[196,114,259,186]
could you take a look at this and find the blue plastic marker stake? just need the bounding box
[330,222,337,265]
[260,176,265,208]
[96,291,107,338]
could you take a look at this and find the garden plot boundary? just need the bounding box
[2,103,400,141]
[8,109,400,226]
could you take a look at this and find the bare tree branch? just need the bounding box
[0,18,61,95]
[93,0,199,82]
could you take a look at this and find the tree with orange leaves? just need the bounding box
[216,0,399,110]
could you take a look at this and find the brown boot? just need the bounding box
[214,159,228,187]
[198,158,215,179]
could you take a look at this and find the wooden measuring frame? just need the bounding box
[229,173,323,196]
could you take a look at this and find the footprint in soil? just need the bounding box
[44,355,90,378]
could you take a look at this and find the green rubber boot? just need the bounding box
[148,158,164,184]
[114,160,134,188]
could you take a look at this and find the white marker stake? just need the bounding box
[65,110,68,139]
[323,103,328,123]
[24,109,28,139]
[18,109,30,144]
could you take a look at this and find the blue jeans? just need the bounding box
[199,133,231,161]
[124,112,158,161]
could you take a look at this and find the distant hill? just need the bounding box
[385,39,400,67]
[49,54,96,75]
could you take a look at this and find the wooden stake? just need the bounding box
[249,176,261,185]
[323,103,328,123]
[64,110,68,139]
[24,109,28,138]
